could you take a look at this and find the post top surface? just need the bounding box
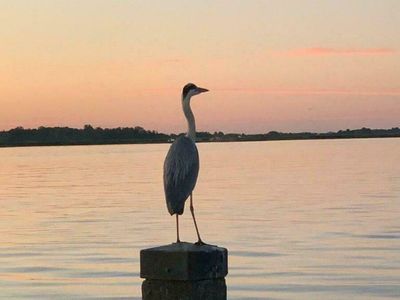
[142,242,226,254]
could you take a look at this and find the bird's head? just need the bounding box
[182,83,209,100]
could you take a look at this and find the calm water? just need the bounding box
[0,138,399,299]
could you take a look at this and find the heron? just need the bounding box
[163,83,209,245]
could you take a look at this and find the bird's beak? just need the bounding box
[197,87,209,93]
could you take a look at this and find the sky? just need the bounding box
[1,0,399,133]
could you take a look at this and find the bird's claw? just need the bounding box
[194,240,218,247]
[194,240,206,246]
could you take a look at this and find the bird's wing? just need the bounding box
[163,136,199,215]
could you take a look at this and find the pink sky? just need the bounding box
[1,1,399,133]
[276,47,397,56]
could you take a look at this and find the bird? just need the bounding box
[163,83,209,245]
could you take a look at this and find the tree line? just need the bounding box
[0,125,399,147]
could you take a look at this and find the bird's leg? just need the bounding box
[190,194,204,245]
[176,214,181,243]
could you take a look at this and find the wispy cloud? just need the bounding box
[276,47,397,57]
[214,88,400,96]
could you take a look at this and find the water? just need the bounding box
[0,138,399,299]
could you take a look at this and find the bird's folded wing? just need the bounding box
[163,136,199,214]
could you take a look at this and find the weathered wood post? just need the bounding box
[140,242,228,300]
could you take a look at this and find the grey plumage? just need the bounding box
[162,83,208,244]
[163,136,199,215]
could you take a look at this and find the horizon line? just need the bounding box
[1,124,399,135]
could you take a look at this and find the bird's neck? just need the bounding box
[182,96,196,142]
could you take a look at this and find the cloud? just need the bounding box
[214,88,400,97]
[276,47,397,57]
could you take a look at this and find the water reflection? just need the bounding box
[0,138,400,299]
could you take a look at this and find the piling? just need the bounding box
[140,242,228,300]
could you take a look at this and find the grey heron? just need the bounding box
[163,83,209,244]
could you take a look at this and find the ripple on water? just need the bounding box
[1,140,400,299]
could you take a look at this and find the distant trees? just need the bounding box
[0,125,169,147]
[0,125,399,147]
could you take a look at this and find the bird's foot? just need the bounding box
[195,240,218,247]
[194,240,205,246]
[194,239,216,246]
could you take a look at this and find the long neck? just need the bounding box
[182,96,196,141]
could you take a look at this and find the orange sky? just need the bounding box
[1,1,399,133]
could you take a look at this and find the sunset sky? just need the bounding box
[1,0,399,133]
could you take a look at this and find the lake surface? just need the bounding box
[0,138,399,299]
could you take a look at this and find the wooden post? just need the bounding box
[140,242,228,300]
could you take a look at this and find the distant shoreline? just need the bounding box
[0,125,399,148]
[1,135,400,149]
